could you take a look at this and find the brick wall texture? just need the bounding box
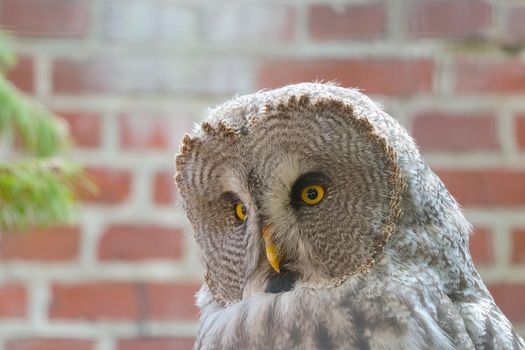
[1,0,525,348]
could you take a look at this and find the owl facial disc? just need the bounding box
[175,87,407,305]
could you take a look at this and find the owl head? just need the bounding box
[175,83,470,305]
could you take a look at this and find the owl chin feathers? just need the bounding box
[264,267,298,294]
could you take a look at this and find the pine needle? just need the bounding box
[0,77,69,156]
[0,159,93,231]
[0,35,93,231]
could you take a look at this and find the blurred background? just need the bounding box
[0,0,524,349]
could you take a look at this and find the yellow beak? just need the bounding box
[262,225,280,273]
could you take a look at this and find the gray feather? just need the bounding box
[176,83,525,350]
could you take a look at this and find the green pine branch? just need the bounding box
[0,77,68,156]
[0,160,91,230]
[0,35,92,231]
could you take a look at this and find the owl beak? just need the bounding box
[262,225,280,273]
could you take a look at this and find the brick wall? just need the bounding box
[1,0,525,348]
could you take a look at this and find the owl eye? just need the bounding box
[235,202,247,221]
[300,184,325,205]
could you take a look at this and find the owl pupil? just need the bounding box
[306,188,318,200]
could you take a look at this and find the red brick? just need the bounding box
[0,284,26,318]
[200,4,294,43]
[154,171,176,206]
[98,225,184,261]
[80,167,131,204]
[469,228,494,265]
[52,56,250,95]
[6,339,93,350]
[488,284,525,322]
[53,58,111,94]
[56,111,102,148]
[0,0,89,37]
[50,282,139,320]
[436,169,525,207]
[413,111,498,151]
[455,58,525,94]
[511,229,525,263]
[6,56,34,93]
[50,282,199,321]
[119,112,198,151]
[119,115,170,150]
[408,0,491,38]
[258,59,434,96]
[145,283,199,321]
[0,226,80,261]
[118,338,194,350]
[309,4,386,41]
[503,5,525,44]
[515,114,525,150]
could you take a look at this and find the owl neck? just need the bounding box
[390,172,485,299]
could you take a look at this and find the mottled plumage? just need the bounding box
[175,83,525,349]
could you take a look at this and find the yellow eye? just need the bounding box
[235,202,247,221]
[300,184,325,205]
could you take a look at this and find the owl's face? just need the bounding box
[176,94,403,305]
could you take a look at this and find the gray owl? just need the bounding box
[175,83,525,349]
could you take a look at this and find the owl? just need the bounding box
[175,83,525,349]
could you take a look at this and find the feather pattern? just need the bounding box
[176,83,525,349]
